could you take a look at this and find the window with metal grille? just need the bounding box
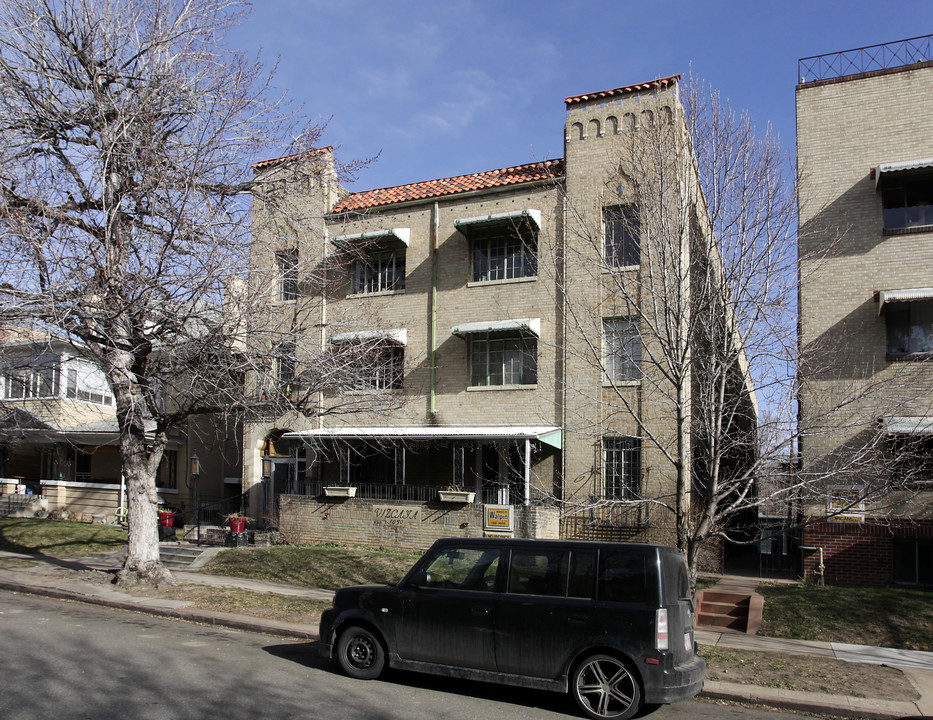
[352,250,405,294]
[469,336,537,386]
[604,436,641,500]
[472,232,537,282]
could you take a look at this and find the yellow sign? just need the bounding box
[827,485,865,523]
[484,504,513,531]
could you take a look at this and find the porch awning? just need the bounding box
[451,318,540,338]
[878,288,933,313]
[1,419,158,446]
[454,208,541,236]
[329,328,407,345]
[330,228,410,247]
[883,416,933,435]
[875,158,933,188]
[283,425,563,450]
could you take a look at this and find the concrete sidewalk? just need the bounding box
[1,549,931,719]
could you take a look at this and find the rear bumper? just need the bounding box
[642,654,706,704]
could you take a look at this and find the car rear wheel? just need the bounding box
[571,653,642,720]
[336,625,385,680]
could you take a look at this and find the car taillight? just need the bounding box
[656,608,669,651]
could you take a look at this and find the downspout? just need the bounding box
[524,438,531,506]
[559,192,568,505]
[318,224,328,428]
[429,202,439,416]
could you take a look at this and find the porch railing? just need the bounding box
[297,481,550,506]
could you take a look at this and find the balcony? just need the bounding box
[799,34,933,85]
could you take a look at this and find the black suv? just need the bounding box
[319,538,705,719]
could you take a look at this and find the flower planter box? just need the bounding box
[229,517,247,533]
[324,486,358,498]
[438,490,476,503]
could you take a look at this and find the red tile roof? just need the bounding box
[565,75,680,108]
[331,158,564,213]
[253,146,334,170]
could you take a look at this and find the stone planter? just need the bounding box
[438,490,476,503]
[324,486,358,498]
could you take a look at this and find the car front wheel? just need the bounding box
[336,625,386,680]
[571,653,642,720]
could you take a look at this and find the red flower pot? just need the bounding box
[229,517,247,533]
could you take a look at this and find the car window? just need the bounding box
[597,549,650,604]
[568,550,596,598]
[421,547,501,591]
[508,548,568,596]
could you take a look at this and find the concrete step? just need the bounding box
[696,588,764,635]
[158,543,209,570]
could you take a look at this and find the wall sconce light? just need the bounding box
[261,457,272,479]
[190,451,200,479]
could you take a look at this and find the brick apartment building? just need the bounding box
[797,36,933,587]
[245,75,755,556]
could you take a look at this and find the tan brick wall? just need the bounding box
[798,64,933,479]
[278,494,559,552]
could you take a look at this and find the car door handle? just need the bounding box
[568,614,588,623]
[472,605,491,615]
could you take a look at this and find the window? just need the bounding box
[889,434,933,485]
[604,436,641,500]
[604,319,641,381]
[332,337,405,391]
[158,449,178,489]
[275,249,299,301]
[365,344,404,390]
[470,336,537,386]
[604,205,640,268]
[64,365,114,406]
[893,539,933,586]
[274,342,296,391]
[419,546,502,592]
[352,250,405,294]
[598,549,650,603]
[882,173,933,230]
[472,232,537,282]
[508,548,568,596]
[885,301,933,355]
[3,365,58,400]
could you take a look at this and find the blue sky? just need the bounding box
[229,0,933,191]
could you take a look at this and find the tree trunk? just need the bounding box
[108,346,174,588]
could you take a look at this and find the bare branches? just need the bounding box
[0,0,378,585]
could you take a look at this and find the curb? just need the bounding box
[0,578,319,641]
[700,680,923,719]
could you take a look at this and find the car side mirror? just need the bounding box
[409,570,432,587]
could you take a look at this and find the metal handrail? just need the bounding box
[798,34,933,83]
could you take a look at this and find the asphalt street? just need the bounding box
[0,590,842,720]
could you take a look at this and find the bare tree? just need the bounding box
[0,0,393,585]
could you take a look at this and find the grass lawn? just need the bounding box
[201,544,422,590]
[758,583,933,651]
[0,517,127,557]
